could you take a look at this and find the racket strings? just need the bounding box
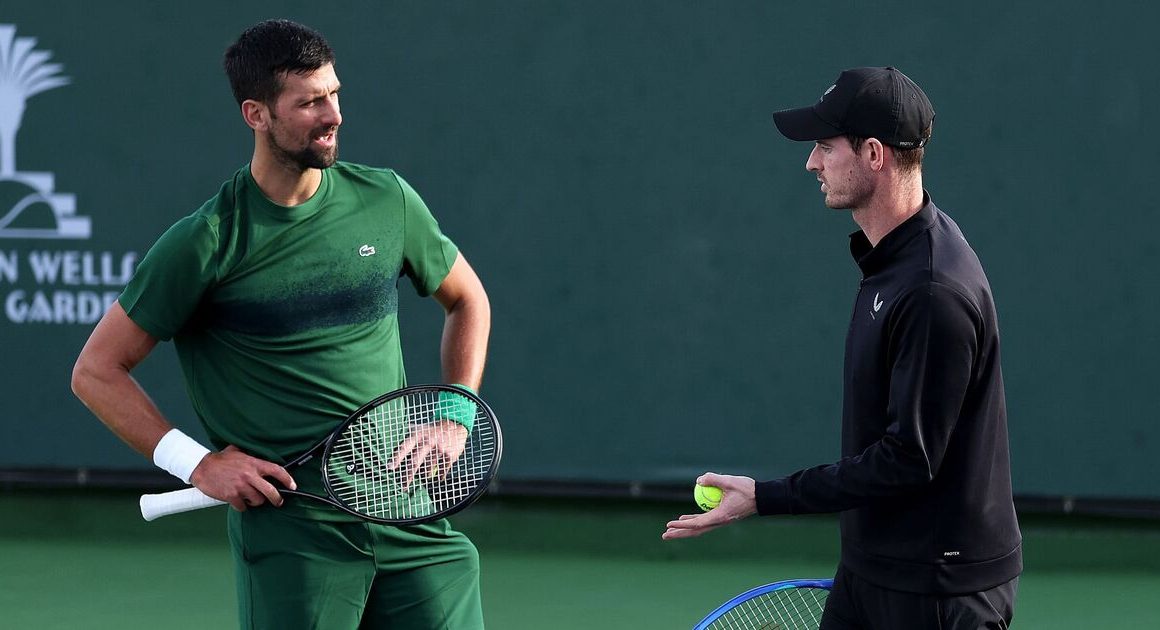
[706,587,829,630]
[326,390,496,521]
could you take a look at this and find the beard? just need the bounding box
[822,169,874,210]
[266,125,338,171]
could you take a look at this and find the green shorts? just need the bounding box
[227,506,483,629]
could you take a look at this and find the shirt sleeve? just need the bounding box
[118,215,219,341]
[755,282,980,515]
[395,173,459,296]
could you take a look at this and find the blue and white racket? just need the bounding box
[694,579,833,630]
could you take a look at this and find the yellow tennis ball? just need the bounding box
[694,484,722,511]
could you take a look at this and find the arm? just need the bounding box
[394,253,491,483]
[754,284,978,516]
[433,252,491,390]
[71,302,294,510]
[71,301,172,456]
[392,171,490,386]
[664,284,978,539]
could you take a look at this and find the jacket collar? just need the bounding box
[849,191,937,276]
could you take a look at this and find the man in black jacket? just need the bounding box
[663,67,1021,629]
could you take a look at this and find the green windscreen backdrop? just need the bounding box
[2,1,1155,500]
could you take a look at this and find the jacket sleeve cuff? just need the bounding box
[754,478,792,516]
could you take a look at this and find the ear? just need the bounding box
[864,138,887,172]
[240,99,270,132]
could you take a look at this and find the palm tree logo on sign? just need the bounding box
[0,24,90,240]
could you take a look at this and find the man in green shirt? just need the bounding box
[72,19,491,629]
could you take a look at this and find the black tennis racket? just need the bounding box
[139,384,501,525]
[694,579,833,630]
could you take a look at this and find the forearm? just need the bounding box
[439,292,490,389]
[70,301,214,485]
[71,359,173,458]
[754,443,934,516]
[434,254,491,389]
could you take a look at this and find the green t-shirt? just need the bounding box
[121,163,458,471]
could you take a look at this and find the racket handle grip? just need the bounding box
[140,487,227,521]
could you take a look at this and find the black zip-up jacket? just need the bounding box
[754,194,1022,594]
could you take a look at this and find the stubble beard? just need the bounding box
[823,170,874,211]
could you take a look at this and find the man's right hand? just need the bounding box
[189,445,297,511]
[661,472,758,540]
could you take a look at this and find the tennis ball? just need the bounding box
[694,484,723,511]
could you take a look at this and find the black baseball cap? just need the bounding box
[772,67,934,148]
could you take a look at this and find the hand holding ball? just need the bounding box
[694,484,722,511]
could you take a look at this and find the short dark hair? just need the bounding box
[223,19,335,106]
[846,123,931,173]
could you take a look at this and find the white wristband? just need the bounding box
[152,428,211,484]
